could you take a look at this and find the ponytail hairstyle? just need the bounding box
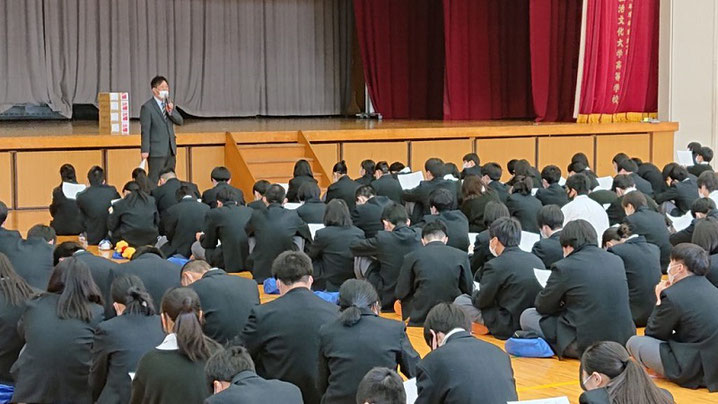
[161,287,220,362]
[60,163,78,183]
[47,258,103,322]
[111,274,156,316]
[131,168,154,194]
[122,180,150,207]
[0,252,36,306]
[338,279,379,327]
[580,341,673,404]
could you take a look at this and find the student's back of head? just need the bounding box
[293,159,314,178]
[662,163,688,182]
[566,173,590,195]
[87,165,106,187]
[123,180,150,206]
[333,160,348,175]
[361,160,376,176]
[537,205,564,232]
[252,180,271,199]
[216,188,238,206]
[53,241,84,266]
[375,161,390,176]
[60,163,77,183]
[381,202,409,227]
[0,201,7,227]
[298,182,321,202]
[616,158,639,174]
[175,184,197,202]
[697,171,718,194]
[423,303,470,349]
[462,153,480,167]
[541,165,562,185]
[131,245,165,261]
[47,258,103,322]
[355,185,376,203]
[424,158,445,178]
[422,220,447,242]
[671,243,710,276]
[612,174,635,192]
[355,367,406,404]
[265,184,286,204]
[0,252,35,306]
[205,345,256,391]
[483,201,510,229]
[429,188,456,212]
[389,162,405,174]
[271,251,313,287]
[511,175,533,196]
[480,162,502,181]
[28,224,56,244]
[560,219,598,251]
[131,168,153,193]
[159,168,177,184]
[324,199,353,227]
[489,217,521,248]
[338,279,379,327]
[572,152,590,166]
[698,146,714,163]
[111,274,156,316]
[160,287,220,362]
[691,218,718,255]
[210,166,232,183]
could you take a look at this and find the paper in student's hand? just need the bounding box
[398,171,424,190]
[308,224,325,239]
[534,268,552,288]
[519,231,540,253]
[284,202,302,210]
[669,212,694,232]
[676,150,694,167]
[404,377,418,404]
[62,182,87,200]
[595,176,614,191]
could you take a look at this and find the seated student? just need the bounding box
[356,367,407,404]
[180,260,259,343]
[201,166,245,209]
[536,165,568,207]
[622,191,672,271]
[470,201,510,277]
[108,181,160,247]
[245,184,311,282]
[460,175,499,233]
[296,182,326,224]
[352,185,393,238]
[415,303,518,404]
[507,159,541,189]
[205,345,302,404]
[286,159,318,203]
[115,246,181,312]
[579,341,674,404]
[506,175,542,233]
[0,200,20,246]
[396,222,473,326]
[308,200,365,291]
[49,163,84,235]
[532,205,565,268]
[389,161,406,175]
[77,166,121,244]
[318,280,419,404]
[240,251,338,404]
[569,153,600,189]
[132,168,154,194]
[480,162,509,203]
[627,243,718,392]
[688,145,714,177]
[11,258,104,404]
[690,218,718,287]
[614,156,654,197]
[152,168,200,220]
[603,225,662,327]
[9,224,55,290]
[327,160,361,210]
[606,174,658,225]
[351,203,422,310]
[520,220,635,358]
[198,188,253,273]
[356,159,377,186]
[444,163,461,182]
[655,163,699,216]
[131,287,221,404]
[697,169,718,206]
[247,180,270,210]
[402,158,456,223]
[90,275,165,404]
[688,141,703,164]
[562,173,609,243]
[461,153,481,179]
[634,157,667,195]
[160,184,209,259]
[414,188,470,252]
[371,161,403,203]
[0,253,36,386]
[670,197,718,245]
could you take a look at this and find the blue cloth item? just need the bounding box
[167,256,189,268]
[112,251,124,259]
[505,337,554,358]
[313,291,340,305]
[263,278,280,294]
[0,384,14,404]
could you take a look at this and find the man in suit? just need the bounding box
[606,174,659,225]
[113,246,181,311]
[351,203,422,310]
[396,221,473,326]
[688,146,714,178]
[245,184,311,283]
[140,75,184,184]
[240,251,338,404]
[461,153,482,179]
[413,188,469,252]
[622,191,672,271]
[536,165,568,207]
[197,188,253,272]
[161,184,209,259]
[76,166,120,245]
[481,163,509,203]
[371,161,403,203]
[181,260,259,344]
[151,168,200,220]
[415,303,518,404]
[248,180,270,211]
[532,205,564,268]
[402,158,456,223]
[356,368,407,404]
[0,220,54,290]
[202,166,245,209]
[614,157,653,197]
[352,185,393,238]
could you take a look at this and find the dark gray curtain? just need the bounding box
[0,0,354,118]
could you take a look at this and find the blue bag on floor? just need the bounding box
[0,384,14,404]
[505,331,554,358]
[313,291,340,305]
[167,256,189,268]
[263,278,280,295]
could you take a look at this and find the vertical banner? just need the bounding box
[120,92,130,135]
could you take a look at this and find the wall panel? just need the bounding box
[0,153,12,207]
[192,146,226,193]
[475,137,536,182]
[411,139,473,175]
[538,136,595,176]
[342,142,408,178]
[595,134,650,177]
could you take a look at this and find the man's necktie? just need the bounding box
[161,101,168,121]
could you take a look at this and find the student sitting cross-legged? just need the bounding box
[531,205,564,268]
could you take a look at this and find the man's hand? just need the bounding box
[165,102,174,114]
[655,279,670,305]
[141,152,149,160]
[195,232,204,242]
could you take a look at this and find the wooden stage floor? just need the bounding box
[4,209,715,403]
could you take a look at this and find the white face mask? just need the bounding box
[159,90,169,100]
[667,263,679,284]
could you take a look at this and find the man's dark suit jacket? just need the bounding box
[318,311,419,404]
[77,184,121,244]
[371,174,403,203]
[151,178,200,220]
[0,229,53,290]
[535,245,635,358]
[670,209,718,245]
[402,177,458,223]
[240,288,338,404]
[245,204,311,283]
[140,97,182,158]
[50,183,84,235]
[396,241,473,326]
[351,195,393,238]
[74,250,119,317]
[351,225,422,310]
[461,165,482,179]
[624,206,672,271]
[112,253,181,311]
[206,371,303,404]
[506,193,542,233]
[188,269,259,344]
[201,182,245,209]
[414,210,470,252]
[473,247,544,339]
[107,196,160,247]
[296,199,326,224]
[0,297,26,384]
[654,178,699,216]
[536,183,568,207]
[326,175,360,211]
[470,230,494,278]
[308,225,365,292]
[637,162,667,194]
[160,197,209,258]
[200,202,253,273]
[488,180,509,203]
[287,175,318,203]
[531,231,563,269]
[606,190,658,225]
[414,331,517,404]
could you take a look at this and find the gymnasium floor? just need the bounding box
[6,209,715,403]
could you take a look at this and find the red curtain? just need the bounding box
[442,0,534,120]
[353,0,444,119]
[578,0,659,118]
[529,0,583,122]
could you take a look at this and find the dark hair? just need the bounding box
[53,241,83,266]
[132,245,165,260]
[159,168,177,181]
[272,251,313,285]
[424,158,445,174]
[210,166,231,182]
[381,203,408,226]
[541,165,561,184]
[567,161,588,175]
[180,259,212,278]
[0,201,7,226]
[688,142,702,153]
[338,279,379,327]
[507,159,518,175]
[28,224,56,244]
[632,157,644,166]
[161,287,220,362]
[389,161,405,173]
[423,303,470,347]
[581,341,673,404]
[462,175,492,200]
[150,75,168,88]
[662,163,688,182]
[175,184,197,202]
[537,205,564,230]
[131,168,153,194]
[253,180,271,196]
[422,220,447,240]
[48,258,103,322]
[602,227,622,248]
[697,171,718,192]
[0,252,35,306]
[298,182,321,202]
[572,152,590,166]
[333,160,348,175]
[355,185,376,200]
[481,162,502,181]
[512,159,533,177]
[265,184,286,204]
[87,165,105,187]
[511,175,533,196]
[616,223,633,239]
[463,153,480,166]
[698,146,714,162]
[429,188,455,212]
[216,188,237,205]
[560,219,597,250]
[489,217,521,247]
[111,274,156,316]
[692,197,716,217]
[483,201,510,228]
[612,152,630,165]
[691,218,718,256]
[293,159,314,178]
[356,367,406,404]
[621,191,647,210]
[613,174,635,190]
[123,180,150,206]
[444,163,460,179]
[324,199,353,227]
[361,159,376,176]
[60,163,77,183]
[205,346,255,383]
[375,161,390,175]
[566,173,590,195]
[616,158,638,173]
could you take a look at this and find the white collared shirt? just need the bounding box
[561,195,609,245]
[709,190,718,207]
[156,333,178,350]
[440,328,465,347]
[154,96,164,111]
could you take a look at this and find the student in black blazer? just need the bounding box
[309,200,365,291]
[201,166,245,208]
[247,180,270,211]
[688,146,714,178]
[351,203,422,310]
[622,191,672,271]
[613,156,654,196]
[114,247,181,312]
[371,161,403,203]
[91,275,165,404]
[205,345,303,404]
[567,161,600,190]
[296,181,326,224]
[654,163,699,216]
[181,260,260,344]
[161,184,210,259]
[402,158,457,223]
[603,225,662,327]
[691,217,718,287]
[199,188,253,273]
[0,221,54,290]
[318,280,419,404]
[152,168,200,220]
[50,163,85,235]
[634,158,667,194]
[240,251,339,404]
[414,188,470,252]
[670,197,718,245]
[506,175,543,233]
[286,159,318,203]
[108,181,160,247]
[356,159,376,186]
[521,220,635,358]
[415,303,518,404]
[326,161,361,210]
[627,243,718,392]
[536,165,569,207]
[470,201,510,277]
[352,185,393,238]
[245,184,312,283]
[481,163,509,203]
[397,222,473,326]
[11,258,105,404]
[461,175,500,232]
[531,205,564,268]
[460,153,481,179]
[77,166,121,244]
[606,174,659,225]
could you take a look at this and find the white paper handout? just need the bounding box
[138,159,147,170]
[508,397,570,404]
[308,223,325,239]
[398,171,425,190]
[519,231,540,253]
[404,377,418,404]
[473,281,481,291]
[534,268,552,288]
[531,188,538,196]
[558,176,566,186]
[676,150,694,167]
[278,183,289,193]
[467,232,479,254]
[62,182,86,200]
[595,176,614,191]
[284,202,302,210]
[669,212,694,232]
